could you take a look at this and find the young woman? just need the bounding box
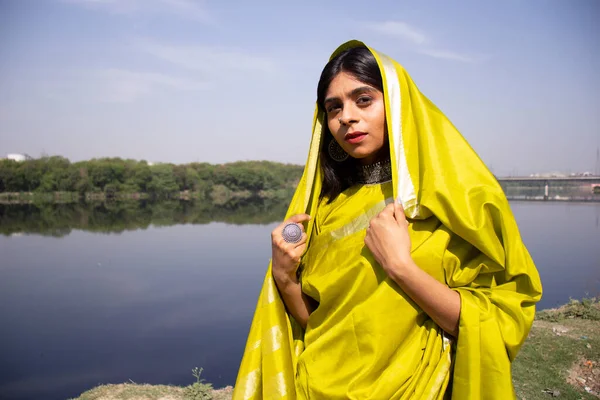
[233,40,542,400]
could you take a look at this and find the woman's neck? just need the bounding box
[358,147,389,166]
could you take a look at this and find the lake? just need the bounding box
[0,201,599,399]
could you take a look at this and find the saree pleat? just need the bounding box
[233,40,542,400]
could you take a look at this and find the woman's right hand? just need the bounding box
[271,214,310,285]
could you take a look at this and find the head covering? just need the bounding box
[233,40,542,399]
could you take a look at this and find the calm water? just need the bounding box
[0,201,598,399]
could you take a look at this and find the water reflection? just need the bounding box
[0,198,289,237]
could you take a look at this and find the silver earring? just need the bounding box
[328,140,348,162]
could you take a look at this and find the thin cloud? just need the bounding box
[160,0,210,22]
[418,49,475,63]
[61,0,211,23]
[92,69,207,102]
[40,69,208,103]
[366,21,427,45]
[367,20,480,63]
[136,40,277,75]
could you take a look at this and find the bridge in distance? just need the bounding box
[495,176,600,202]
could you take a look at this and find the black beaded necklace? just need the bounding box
[350,158,392,185]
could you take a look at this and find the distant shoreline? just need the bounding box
[2,191,599,204]
[504,196,600,203]
[0,188,295,205]
[1,156,598,204]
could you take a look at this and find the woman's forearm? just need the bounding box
[273,272,313,329]
[388,259,461,337]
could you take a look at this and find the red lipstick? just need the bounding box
[345,131,367,144]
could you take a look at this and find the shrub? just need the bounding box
[183,367,213,400]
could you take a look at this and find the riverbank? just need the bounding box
[0,187,295,205]
[513,298,600,399]
[73,384,233,400]
[73,298,599,400]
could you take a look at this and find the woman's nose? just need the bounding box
[338,106,358,125]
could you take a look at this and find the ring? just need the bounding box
[282,223,302,244]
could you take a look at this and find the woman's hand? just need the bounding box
[366,202,461,337]
[365,202,413,279]
[271,214,311,285]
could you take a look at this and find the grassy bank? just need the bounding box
[73,384,232,400]
[513,298,600,399]
[73,299,599,400]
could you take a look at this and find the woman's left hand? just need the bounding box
[365,201,413,278]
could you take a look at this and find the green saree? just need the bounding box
[233,40,542,400]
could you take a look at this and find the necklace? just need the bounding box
[351,158,392,185]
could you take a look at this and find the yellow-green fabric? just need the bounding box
[232,40,542,400]
[296,181,452,399]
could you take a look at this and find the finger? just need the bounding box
[275,236,288,249]
[294,243,308,257]
[275,230,307,251]
[287,214,311,224]
[394,202,409,226]
[294,232,308,248]
[278,221,306,235]
[273,214,310,239]
[379,202,395,218]
[297,222,306,233]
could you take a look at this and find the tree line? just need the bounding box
[0,156,304,199]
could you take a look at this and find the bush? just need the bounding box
[183,367,213,400]
[537,297,600,321]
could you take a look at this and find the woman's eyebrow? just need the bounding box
[349,86,377,97]
[324,86,377,104]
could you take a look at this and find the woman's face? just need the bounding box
[324,71,387,165]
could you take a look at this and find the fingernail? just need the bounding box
[396,197,403,206]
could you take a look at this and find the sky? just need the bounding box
[0,0,598,176]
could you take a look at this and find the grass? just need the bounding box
[74,383,184,400]
[512,297,600,399]
[73,298,600,400]
[72,383,233,400]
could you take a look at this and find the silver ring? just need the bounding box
[282,223,302,244]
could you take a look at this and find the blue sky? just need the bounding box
[0,0,598,176]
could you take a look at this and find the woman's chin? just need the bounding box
[348,150,382,163]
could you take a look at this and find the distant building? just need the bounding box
[5,153,33,162]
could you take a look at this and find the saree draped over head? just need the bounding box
[233,40,542,400]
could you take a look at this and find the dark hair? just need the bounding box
[316,46,385,202]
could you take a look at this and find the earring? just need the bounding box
[328,140,349,162]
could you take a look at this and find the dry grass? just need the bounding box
[72,384,233,400]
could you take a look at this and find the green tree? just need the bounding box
[147,164,179,196]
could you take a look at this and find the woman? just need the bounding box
[233,40,542,399]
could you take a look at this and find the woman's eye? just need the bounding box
[357,96,372,105]
[326,105,341,113]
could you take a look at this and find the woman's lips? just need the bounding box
[344,132,367,144]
